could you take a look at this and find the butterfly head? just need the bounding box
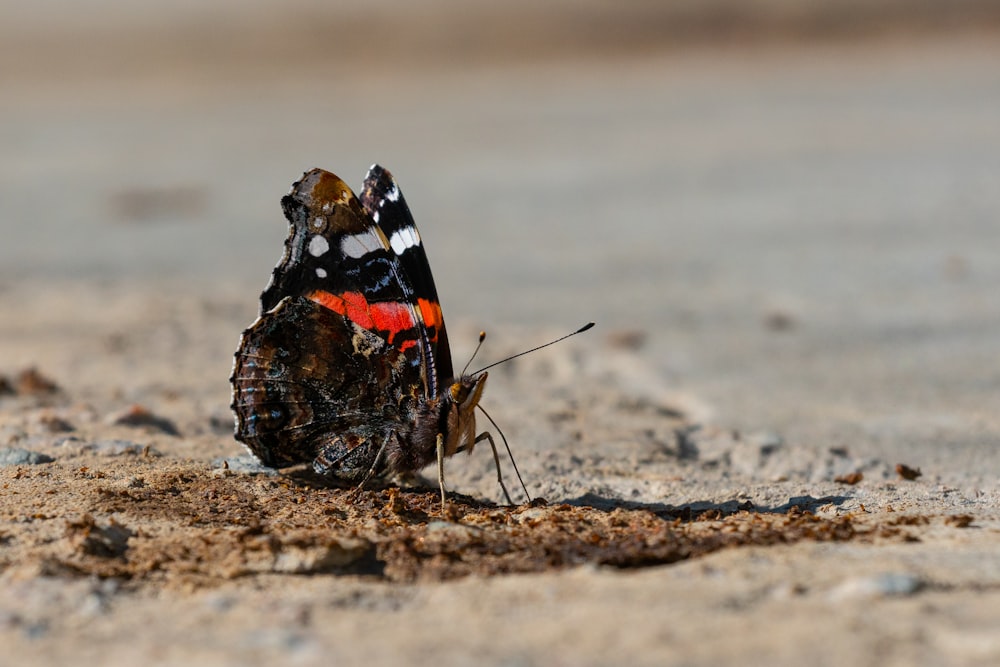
[443,372,488,456]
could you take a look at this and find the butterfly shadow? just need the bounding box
[559,491,852,520]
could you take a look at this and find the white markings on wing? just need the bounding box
[340,229,384,259]
[389,226,421,255]
[308,235,330,257]
[315,267,328,278]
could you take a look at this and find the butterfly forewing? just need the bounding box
[361,165,454,392]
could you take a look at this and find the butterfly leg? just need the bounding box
[436,432,447,510]
[474,431,515,506]
[314,434,386,490]
[356,437,389,491]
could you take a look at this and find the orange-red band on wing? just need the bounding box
[417,297,444,343]
[308,290,418,344]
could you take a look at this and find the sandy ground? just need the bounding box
[3,3,1000,665]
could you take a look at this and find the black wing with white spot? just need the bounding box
[361,164,454,385]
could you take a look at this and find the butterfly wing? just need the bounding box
[232,294,413,473]
[361,164,454,392]
[231,168,436,477]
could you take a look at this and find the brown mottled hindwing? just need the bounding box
[231,295,419,480]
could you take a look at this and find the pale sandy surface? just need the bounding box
[2,3,1000,665]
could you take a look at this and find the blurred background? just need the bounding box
[3,1,1000,478]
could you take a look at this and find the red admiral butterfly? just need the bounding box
[231,165,529,507]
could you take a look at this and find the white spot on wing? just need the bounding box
[389,226,421,255]
[312,217,325,229]
[372,210,380,224]
[340,230,383,259]
[315,267,327,278]
[308,235,330,257]
[386,184,400,202]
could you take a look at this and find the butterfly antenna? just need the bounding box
[473,322,594,375]
[461,331,487,377]
[477,404,531,503]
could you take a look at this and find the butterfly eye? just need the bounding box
[449,382,467,402]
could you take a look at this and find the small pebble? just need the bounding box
[0,447,55,466]
[15,368,60,395]
[270,537,372,574]
[212,455,275,475]
[34,413,75,433]
[829,572,925,601]
[896,463,923,481]
[84,440,157,457]
[107,404,179,436]
[835,471,864,485]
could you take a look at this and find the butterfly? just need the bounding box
[230,165,524,507]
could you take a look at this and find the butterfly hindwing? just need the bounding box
[232,295,415,472]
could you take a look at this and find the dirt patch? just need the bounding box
[0,454,945,591]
